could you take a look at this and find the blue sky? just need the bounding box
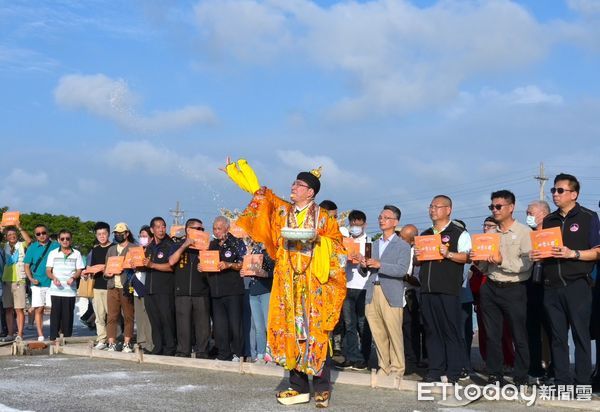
[1,0,600,236]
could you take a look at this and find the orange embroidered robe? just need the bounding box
[237,189,346,375]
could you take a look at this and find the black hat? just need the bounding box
[296,167,321,195]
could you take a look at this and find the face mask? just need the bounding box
[114,233,126,243]
[526,215,537,229]
[139,237,149,247]
[349,226,363,237]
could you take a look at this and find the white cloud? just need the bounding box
[4,168,48,187]
[0,45,59,72]
[54,74,216,133]
[107,140,222,182]
[276,149,370,189]
[567,0,600,16]
[192,0,549,118]
[482,85,564,105]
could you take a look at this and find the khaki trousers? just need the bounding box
[92,289,108,343]
[365,285,405,376]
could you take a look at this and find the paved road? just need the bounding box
[0,355,577,412]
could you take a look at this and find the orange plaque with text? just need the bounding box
[471,233,501,261]
[343,238,360,256]
[241,254,264,276]
[199,251,220,272]
[415,234,443,261]
[124,246,145,269]
[1,211,20,227]
[530,227,563,259]
[106,256,125,275]
[189,230,211,251]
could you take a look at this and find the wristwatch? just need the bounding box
[573,250,581,260]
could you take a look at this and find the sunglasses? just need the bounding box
[550,187,575,195]
[188,227,205,231]
[59,237,71,241]
[35,231,47,236]
[488,204,509,211]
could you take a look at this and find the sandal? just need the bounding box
[276,389,310,405]
[314,391,330,408]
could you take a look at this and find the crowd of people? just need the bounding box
[1,169,599,407]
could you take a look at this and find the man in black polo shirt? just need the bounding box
[416,195,471,384]
[534,173,600,386]
[143,217,176,356]
[168,218,211,358]
[205,216,246,361]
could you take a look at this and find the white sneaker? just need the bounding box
[122,343,133,353]
[37,336,45,342]
[232,355,240,362]
[94,342,107,350]
[107,343,117,352]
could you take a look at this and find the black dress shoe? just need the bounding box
[333,360,353,369]
[422,376,440,383]
[351,361,367,371]
[175,352,190,357]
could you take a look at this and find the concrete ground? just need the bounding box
[0,355,581,412]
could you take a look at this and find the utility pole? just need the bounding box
[534,162,549,201]
[169,201,185,226]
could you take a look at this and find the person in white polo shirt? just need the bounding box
[46,229,84,342]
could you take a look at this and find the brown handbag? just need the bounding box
[77,276,95,298]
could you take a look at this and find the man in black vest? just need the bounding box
[168,218,211,358]
[533,173,600,386]
[143,217,176,356]
[416,195,471,383]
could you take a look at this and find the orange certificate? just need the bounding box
[415,234,443,261]
[1,211,20,227]
[241,254,264,276]
[170,225,185,238]
[343,237,360,256]
[124,246,145,269]
[229,220,247,239]
[199,250,220,272]
[471,233,501,261]
[189,229,211,250]
[106,256,125,275]
[530,227,563,259]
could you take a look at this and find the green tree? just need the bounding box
[2,206,96,255]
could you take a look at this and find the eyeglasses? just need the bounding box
[428,204,448,210]
[550,187,575,195]
[59,237,71,241]
[188,227,204,232]
[488,204,509,211]
[483,224,498,229]
[35,231,47,236]
[378,215,397,221]
[291,181,310,189]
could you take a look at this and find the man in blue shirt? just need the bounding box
[23,224,59,341]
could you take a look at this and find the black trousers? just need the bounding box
[145,293,176,356]
[544,277,592,385]
[480,281,529,380]
[526,278,552,377]
[289,356,332,393]
[402,289,421,370]
[461,301,473,371]
[212,294,244,360]
[175,295,211,356]
[50,296,75,340]
[420,293,463,380]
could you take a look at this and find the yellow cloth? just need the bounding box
[228,160,346,376]
[225,159,260,194]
